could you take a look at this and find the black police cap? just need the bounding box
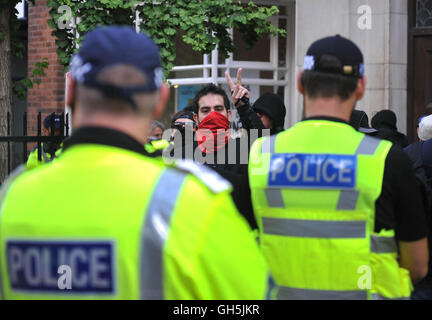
[303,35,365,78]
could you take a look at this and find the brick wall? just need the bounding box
[27,0,65,137]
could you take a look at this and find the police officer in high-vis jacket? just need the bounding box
[26,113,64,170]
[249,35,429,300]
[0,26,270,300]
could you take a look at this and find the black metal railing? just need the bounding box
[0,112,69,176]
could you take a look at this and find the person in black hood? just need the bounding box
[252,93,286,134]
[349,109,378,135]
[168,110,197,160]
[170,110,197,141]
[371,109,409,148]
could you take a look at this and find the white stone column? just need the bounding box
[294,0,408,133]
[388,0,408,134]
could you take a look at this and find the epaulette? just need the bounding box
[174,159,232,194]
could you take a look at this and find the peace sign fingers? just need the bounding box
[225,68,249,108]
[236,68,243,87]
[225,71,236,92]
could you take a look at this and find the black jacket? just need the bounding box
[237,103,283,136]
[375,127,409,149]
[196,138,256,230]
[167,130,258,229]
[173,137,257,230]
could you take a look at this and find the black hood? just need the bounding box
[253,93,286,132]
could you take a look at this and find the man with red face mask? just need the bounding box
[193,86,231,154]
[190,84,257,229]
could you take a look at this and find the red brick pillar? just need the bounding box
[27,0,65,138]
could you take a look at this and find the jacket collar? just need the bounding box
[62,126,150,157]
[302,116,349,125]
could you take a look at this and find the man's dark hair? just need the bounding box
[192,84,230,114]
[171,110,195,126]
[301,71,359,101]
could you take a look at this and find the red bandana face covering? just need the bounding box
[197,111,230,154]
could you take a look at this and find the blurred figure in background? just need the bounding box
[418,114,432,142]
[26,113,64,170]
[170,110,196,140]
[145,120,169,156]
[371,109,409,148]
[148,120,165,141]
[349,109,377,135]
[413,103,432,141]
[168,110,196,160]
[404,113,432,300]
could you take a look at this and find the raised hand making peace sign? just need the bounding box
[225,68,251,108]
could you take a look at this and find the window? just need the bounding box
[417,0,432,27]
[233,29,271,62]
[15,0,27,20]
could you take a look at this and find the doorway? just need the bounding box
[408,0,432,141]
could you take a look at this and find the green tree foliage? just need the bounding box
[47,0,285,76]
[13,57,49,100]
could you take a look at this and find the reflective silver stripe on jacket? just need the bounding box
[371,235,397,254]
[140,169,187,300]
[335,135,381,210]
[265,187,361,210]
[262,217,397,253]
[371,293,409,300]
[262,217,366,239]
[355,136,381,155]
[276,287,407,300]
[0,165,27,300]
[336,190,359,211]
[265,189,285,208]
[277,286,367,300]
